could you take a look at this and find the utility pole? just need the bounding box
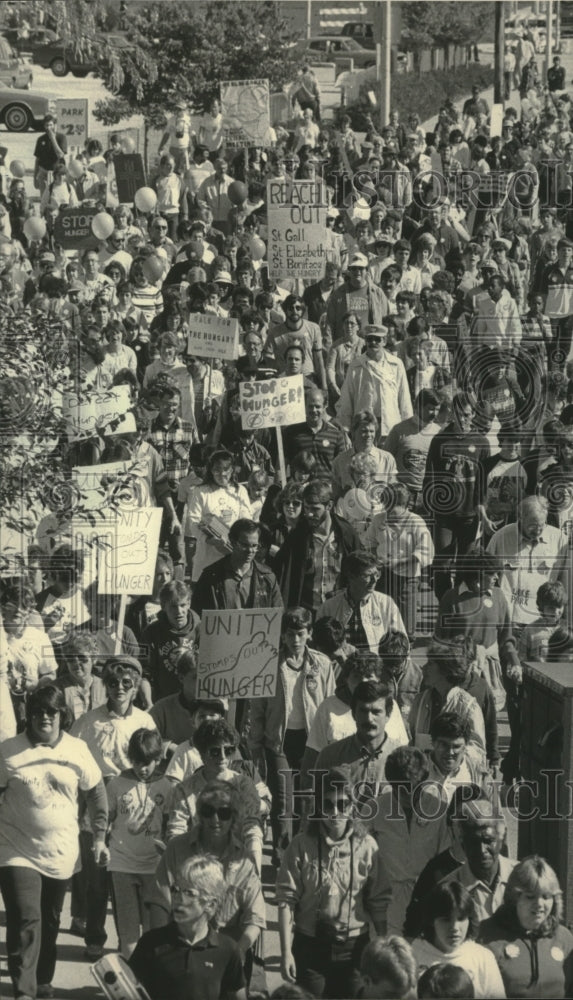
[306,0,312,40]
[546,0,554,73]
[555,0,561,50]
[375,0,391,130]
[494,1,505,105]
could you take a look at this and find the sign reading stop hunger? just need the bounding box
[54,207,99,250]
[239,374,305,430]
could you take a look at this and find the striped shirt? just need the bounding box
[147,415,195,491]
[131,282,163,324]
[541,263,573,318]
[283,419,346,474]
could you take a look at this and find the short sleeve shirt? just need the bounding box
[34,132,68,171]
[0,732,101,878]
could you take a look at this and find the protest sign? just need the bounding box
[187,313,240,361]
[54,207,99,250]
[96,506,163,595]
[490,103,504,138]
[239,374,305,430]
[267,179,328,279]
[197,608,281,700]
[221,79,271,148]
[114,153,146,204]
[56,98,88,147]
[62,385,131,439]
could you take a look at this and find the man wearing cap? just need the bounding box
[369,234,395,284]
[491,237,524,311]
[326,252,389,342]
[196,157,235,235]
[33,114,68,195]
[23,250,59,306]
[548,54,566,92]
[540,236,573,367]
[337,324,412,438]
[71,655,157,958]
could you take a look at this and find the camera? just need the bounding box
[315,914,347,946]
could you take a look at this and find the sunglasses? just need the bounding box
[199,804,233,820]
[366,337,383,345]
[106,677,134,690]
[31,707,58,718]
[206,744,236,759]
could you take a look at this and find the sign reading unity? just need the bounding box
[197,608,281,700]
[187,313,240,361]
[239,374,305,430]
[220,78,271,147]
[267,179,328,278]
[96,506,163,595]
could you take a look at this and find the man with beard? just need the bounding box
[384,388,442,512]
[264,293,326,391]
[326,252,389,341]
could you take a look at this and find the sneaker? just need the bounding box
[37,987,55,999]
[85,944,104,960]
[69,917,86,937]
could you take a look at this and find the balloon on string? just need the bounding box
[228,180,248,206]
[9,160,26,178]
[142,254,165,283]
[134,187,157,213]
[67,159,84,179]
[248,236,266,261]
[91,212,115,241]
[23,216,46,241]
[122,136,136,154]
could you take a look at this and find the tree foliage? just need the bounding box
[401,2,494,56]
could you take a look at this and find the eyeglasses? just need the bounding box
[199,804,233,820]
[322,797,352,814]
[171,884,203,900]
[206,744,236,760]
[31,707,58,718]
[287,304,303,312]
[106,677,134,690]
[365,337,383,345]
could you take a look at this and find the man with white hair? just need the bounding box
[337,324,412,437]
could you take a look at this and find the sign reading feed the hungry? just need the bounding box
[267,179,328,279]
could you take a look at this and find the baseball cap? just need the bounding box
[348,252,369,269]
[363,324,387,341]
[39,251,56,263]
[187,265,207,284]
[214,269,232,284]
[68,280,84,292]
[103,655,142,677]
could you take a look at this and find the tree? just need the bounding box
[400,2,494,72]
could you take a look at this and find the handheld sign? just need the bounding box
[239,374,305,430]
[62,385,132,439]
[267,179,328,279]
[56,98,88,146]
[54,207,99,250]
[97,507,163,596]
[187,313,240,361]
[220,79,271,148]
[72,462,130,511]
[114,153,146,204]
[197,608,281,700]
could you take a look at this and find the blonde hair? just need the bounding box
[360,936,417,993]
[504,856,563,934]
[177,854,226,907]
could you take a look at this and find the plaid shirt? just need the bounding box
[147,416,195,493]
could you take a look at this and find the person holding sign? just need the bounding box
[191,519,282,617]
[283,388,347,477]
[184,450,252,584]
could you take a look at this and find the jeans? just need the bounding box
[71,830,109,947]
[378,569,419,637]
[265,728,307,850]
[0,865,68,997]
[292,930,367,999]
[433,516,479,601]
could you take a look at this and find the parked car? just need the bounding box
[32,32,131,77]
[293,36,376,71]
[340,21,375,49]
[1,26,58,56]
[0,37,33,89]
[0,85,57,132]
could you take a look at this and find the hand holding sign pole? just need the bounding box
[239,374,305,487]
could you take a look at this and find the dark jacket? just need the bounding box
[478,905,573,999]
[302,279,333,325]
[191,556,283,617]
[141,610,200,700]
[273,512,360,609]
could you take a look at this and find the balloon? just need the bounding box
[228,180,248,206]
[23,216,46,241]
[248,236,266,261]
[10,160,26,178]
[122,136,136,154]
[67,159,84,179]
[134,186,157,213]
[91,212,115,241]
[142,254,165,283]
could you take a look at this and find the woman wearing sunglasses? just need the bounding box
[277,765,391,999]
[156,780,266,984]
[167,718,265,876]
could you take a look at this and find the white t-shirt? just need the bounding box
[166,740,203,784]
[71,704,157,778]
[0,732,101,879]
[412,938,506,999]
[5,625,58,692]
[107,772,175,874]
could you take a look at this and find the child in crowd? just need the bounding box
[518,580,568,661]
[311,615,355,677]
[359,935,418,999]
[248,468,271,520]
[377,630,423,731]
[106,729,174,958]
[141,580,200,700]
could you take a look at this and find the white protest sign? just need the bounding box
[96,507,163,595]
[62,385,132,439]
[197,607,281,700]
[187,313,240,361]
[220,79,271,148]
[267,179,328,279]
[490,103,504,138]
[239,374,305,430]
[57,98,88,147]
